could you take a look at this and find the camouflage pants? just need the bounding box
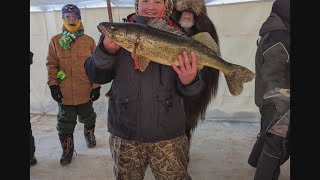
[57,101,96,138]
[109,134,191,180]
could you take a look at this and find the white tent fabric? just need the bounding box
[30,1,273,121]
[30,0,263,12]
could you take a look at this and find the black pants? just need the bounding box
[30,121,35,160]
[248,104,290,180]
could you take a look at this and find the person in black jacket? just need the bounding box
[30,51,37,166]
[85,0,206,179]
[247,0,290,179]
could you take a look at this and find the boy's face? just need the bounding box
[138,0,165,18]
[63,13,79,26]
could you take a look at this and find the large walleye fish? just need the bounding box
[97,18,255,96]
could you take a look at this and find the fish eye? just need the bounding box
[111,25,115,30]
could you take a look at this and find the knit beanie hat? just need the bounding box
[62,4,81,20]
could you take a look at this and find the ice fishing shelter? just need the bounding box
[30,0,275,122]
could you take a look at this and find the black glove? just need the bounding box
[49,85,63,103]
[90,87,101,101]
[30,51,33,66]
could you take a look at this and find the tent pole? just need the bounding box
[106,0,113,22]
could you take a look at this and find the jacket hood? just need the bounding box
[260,0,290,36]
[259,13,288,36]
[272,0,290,25]
[173,0,207,16]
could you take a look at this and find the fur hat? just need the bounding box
[62,4,81,20]
[134,0,173,20]
[174,0,207,16]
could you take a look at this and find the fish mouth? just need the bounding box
[98,23,111,37]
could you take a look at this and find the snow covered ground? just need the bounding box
[30,114,289,180]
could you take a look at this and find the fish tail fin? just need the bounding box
[224,64,255,96]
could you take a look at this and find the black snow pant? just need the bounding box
[248,104,290,180]
[30,121,36,160]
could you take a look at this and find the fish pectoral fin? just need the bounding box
[137,56,150,72]
[191,32,221,56]
[131,42,138,59]
[131,43,141,70]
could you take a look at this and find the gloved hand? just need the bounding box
[263,88,290,116]
[263,98,289,119]
[90,87,101,101]
[274,99,289,115]
[49,85,63,103]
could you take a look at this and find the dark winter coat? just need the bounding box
[85,15,206,142]
[254,12,290,110]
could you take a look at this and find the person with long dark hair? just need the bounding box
[171,0,221,152]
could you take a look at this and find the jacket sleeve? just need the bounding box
[176,70,206,97]
[260,41,290,112]
[46,38,59,86]
[85,35,118,84]
[89,37,100,89]
[90,37,97,53]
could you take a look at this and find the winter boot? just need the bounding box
[248,133,264,167]
[59,136,74,165]
[84,126,96,148]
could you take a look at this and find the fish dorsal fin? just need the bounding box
[191,32,221,56]
[137,56,151,72]
[147,18,186,36]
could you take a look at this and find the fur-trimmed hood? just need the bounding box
[174,0,207,16]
